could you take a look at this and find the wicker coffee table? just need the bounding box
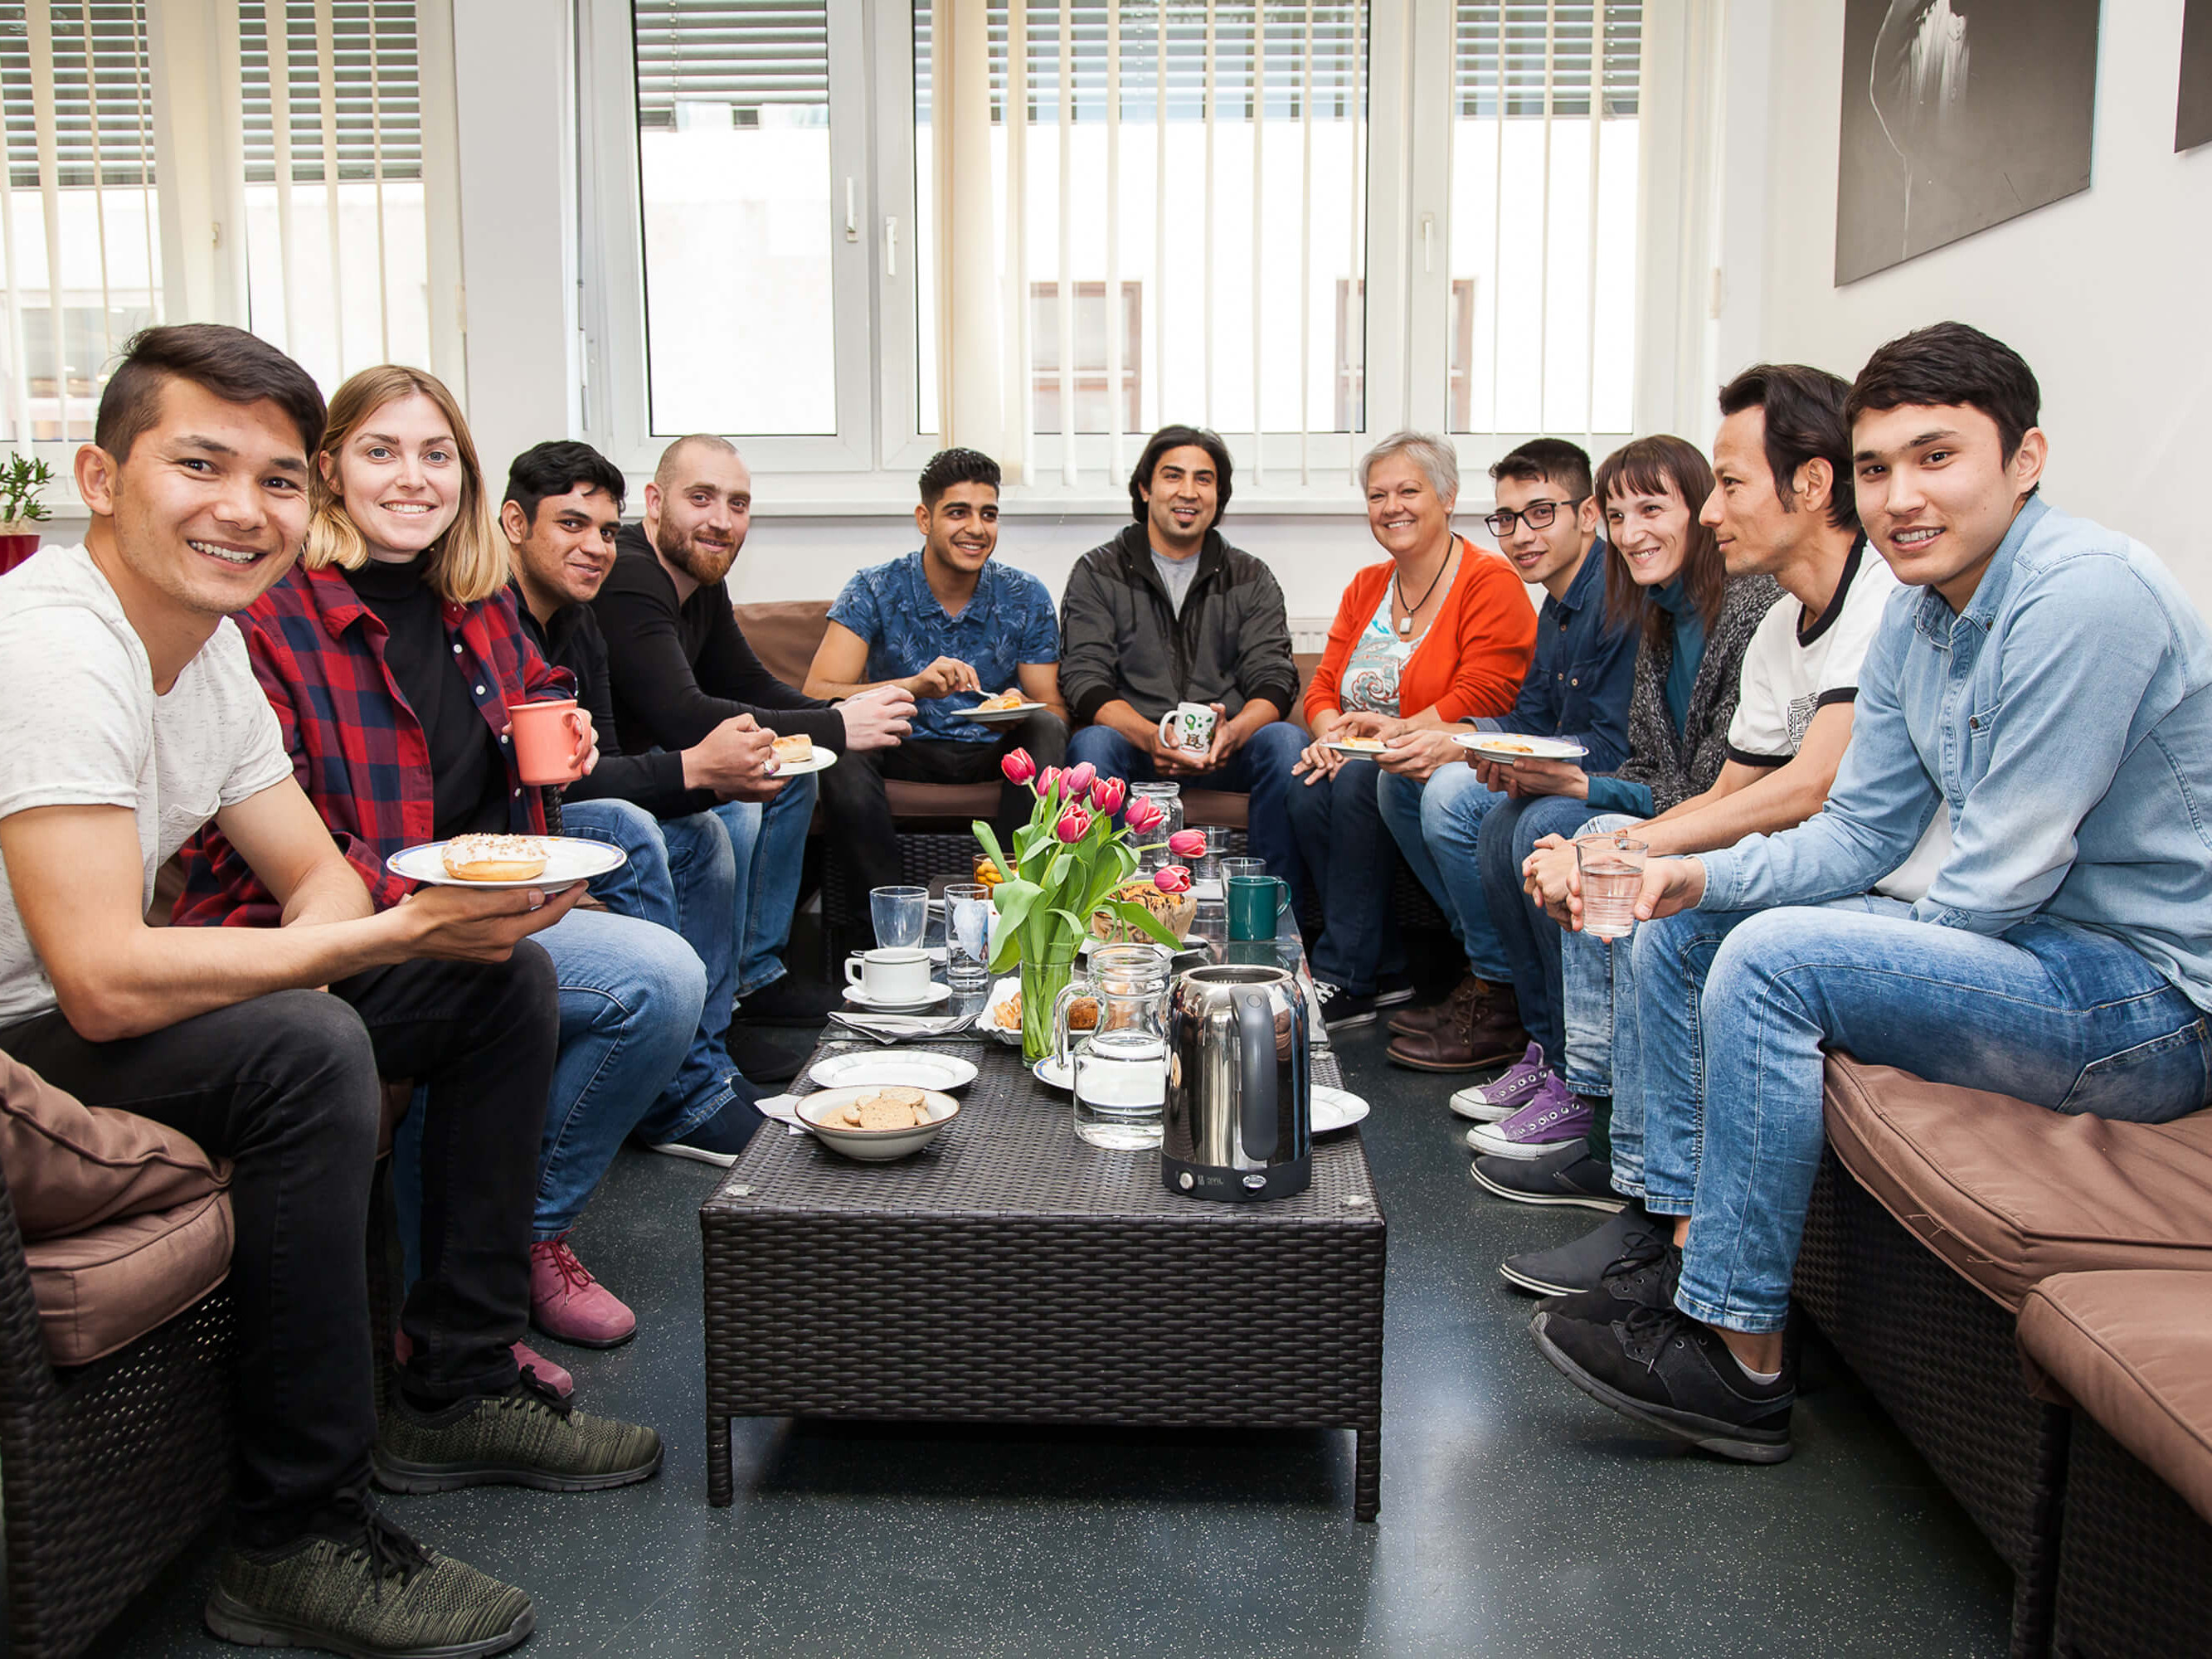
[699,1036,1387,1519]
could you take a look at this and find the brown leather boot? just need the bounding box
[1387,972,1478,1039]
[1387,977,1529,1072]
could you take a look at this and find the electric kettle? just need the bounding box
[1160,965,1311,1202]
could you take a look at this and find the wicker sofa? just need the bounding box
[1798,1055,2212,1658]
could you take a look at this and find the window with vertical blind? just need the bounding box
[236,1,433,392]
[1447,1,1641,437]
[0,2,161,443]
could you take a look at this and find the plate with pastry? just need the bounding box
[766,732,839,776]
[1450,732,1589,764]
[957,691,1048,724]
[386,834,627,891]
[1325,736,1388,755]
[796,1085,959,1160]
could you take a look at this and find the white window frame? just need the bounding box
[569,0,1718,513]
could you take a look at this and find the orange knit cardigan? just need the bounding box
[1303,537,1538,727]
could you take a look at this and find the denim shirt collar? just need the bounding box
[1544,537,1607,625]
[1913,494,2049,646]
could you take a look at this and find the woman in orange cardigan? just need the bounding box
[1289,431,1537,1026]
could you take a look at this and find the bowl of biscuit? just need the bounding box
[795,1085,959,1161]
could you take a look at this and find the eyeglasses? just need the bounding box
[1484,496,1588,538]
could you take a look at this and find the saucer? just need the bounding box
[842,982,952,1012]
[1032,1055,1073,1090]
[1310,1084,1371,1134]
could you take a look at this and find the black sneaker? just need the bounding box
[1538,1233,1682,1326]
[1531,1301,1794,1463]
[645,1095,765,1167]
[206,1505,533,1657]
[1315,983,1378,1029]
[1499,1207,1665,1297]
[374,1372,664,1495]
[734,974,842,1025]
[1373,971,1416,1008]
[1471,1139,1628,1212]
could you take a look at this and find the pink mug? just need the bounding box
[507,698,588,786]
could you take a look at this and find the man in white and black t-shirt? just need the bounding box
[0,326,656,1656]
[1480,364,1947,1294]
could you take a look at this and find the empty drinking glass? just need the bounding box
[1131,782,1183,871]
[944,882,994,990]
[870,885,929,950]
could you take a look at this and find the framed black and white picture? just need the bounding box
[1835,0,2101,284]
[2181,0,2212,152]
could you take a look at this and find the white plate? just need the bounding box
[981,975,1024,1044]
[1310,1084,1371,1135]
[956,700,1048,723]
[386,837,628,891]
[843,981,952,1012]
[796,1087,959,1161]
[767,748,839,776]
[807,1049,978,1092]
[1032,1055,1073,1090]
[1325,738,1389,757]
[1451,732,1589,763]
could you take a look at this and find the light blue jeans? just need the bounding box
[1381,762,1514,983]
[1634,903,2212,1334]
[1555,811,1641,1180]
[562,799,750,1137]
[714,771,817,997]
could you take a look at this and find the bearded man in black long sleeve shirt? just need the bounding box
[591,435,915,1019]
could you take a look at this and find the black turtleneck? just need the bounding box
[343,557,508,839]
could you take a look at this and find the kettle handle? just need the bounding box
[1235,987,1278,1163]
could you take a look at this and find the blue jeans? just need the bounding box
[563,799,754,1131]
[714,772,816,997]
[1478,794,1596,1068]
[1636,904,2212,1334]
[1555,811,1641,1176]
[1066,720,1310,905]
[1388,763,1515,982]
[1285,755,1401,995]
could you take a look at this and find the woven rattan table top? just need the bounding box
[703,1038,1381,1228]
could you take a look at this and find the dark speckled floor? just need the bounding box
[94,1016,2011,1657]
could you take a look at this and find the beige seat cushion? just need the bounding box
[2018,1269,2212,1529]
[0,1051,229,1238]
[1823,1054,2212,1310]
[26,1190,233,1365]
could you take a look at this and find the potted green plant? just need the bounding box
[0,454,53,576]
[975,752,1206,1063]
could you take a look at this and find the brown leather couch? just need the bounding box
[733,597,1322,831]
[1799,1055,2212,1657]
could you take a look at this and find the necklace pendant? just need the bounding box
[1396,615,1412,636]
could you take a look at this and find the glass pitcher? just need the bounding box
[1053,943,1172,1151]
[1130,781,1184,873]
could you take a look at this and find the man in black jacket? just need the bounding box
[502,440,799,1153]
[592,435,914,1010]
[1061,426,1307,883]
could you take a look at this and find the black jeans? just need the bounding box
[0,946,557,1538]
[819,713,1068,897]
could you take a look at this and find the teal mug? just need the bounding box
[1227,873,1292,941]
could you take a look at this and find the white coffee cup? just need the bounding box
[845,946,932,1003]
[1156,701,1218,757]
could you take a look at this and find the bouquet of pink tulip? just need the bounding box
[976,749,1208,1061]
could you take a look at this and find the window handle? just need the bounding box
[1421,212,1435,274]
[884,216,899,277]
[845,178,858,242]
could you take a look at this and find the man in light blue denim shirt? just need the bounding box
[1529,324,2212,1465]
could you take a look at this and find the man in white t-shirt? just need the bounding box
[1476,365,1947,1293]
[0,325,657,1657]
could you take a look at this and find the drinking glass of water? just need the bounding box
[1188,824,1230,888]
[944,882,993,990]
[1575,834,1649,941]
[870,885,929,950]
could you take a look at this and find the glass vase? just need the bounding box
[1020,943,1079,1066]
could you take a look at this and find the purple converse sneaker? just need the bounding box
[1464,1075,1594,1160]
[1447,1043,1552,1122]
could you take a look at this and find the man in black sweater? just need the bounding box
[592,435,914,1003]
[501,440,803,1144]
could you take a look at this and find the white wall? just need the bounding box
[1723,0,2212,611]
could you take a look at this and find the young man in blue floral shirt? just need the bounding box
[809,448,1067,895]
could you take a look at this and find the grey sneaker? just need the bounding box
[205,1509,532,1657]
[373,1374,664,1496]
[1499,1207,1665,1297]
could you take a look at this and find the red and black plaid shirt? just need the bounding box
[174,562,574,926]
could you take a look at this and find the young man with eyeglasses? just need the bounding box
[1529,324,2212,1464]
[1367,439,1637,1073]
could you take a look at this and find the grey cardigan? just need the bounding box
[1602,573,1783,814]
